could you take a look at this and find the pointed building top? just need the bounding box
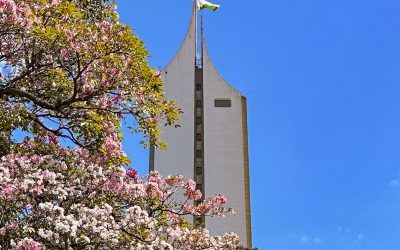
[163,2,243,96]
[162,2,197,71]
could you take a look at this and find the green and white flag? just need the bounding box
[196,0,220,11]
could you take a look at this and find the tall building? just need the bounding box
[149,3,252,248]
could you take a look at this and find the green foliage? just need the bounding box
[0,0,180,159]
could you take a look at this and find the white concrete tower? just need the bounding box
[150,3,252,248]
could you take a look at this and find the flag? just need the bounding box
[196,0,220,11]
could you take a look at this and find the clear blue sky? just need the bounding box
[116,0,400,249]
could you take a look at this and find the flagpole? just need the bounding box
[195,0,198,64]
[201,14,204,66]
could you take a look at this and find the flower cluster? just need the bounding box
[0,0,180,156]
[0,140,239,249]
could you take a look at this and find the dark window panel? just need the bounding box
[196,216,203,224]
[214,99,231,107]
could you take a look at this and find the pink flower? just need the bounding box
[148,172,162,183]
[152,70,161,78]
[183,180,196,192]
[48,135,59,145]
[0,0,17,15]
[42,170,56,184]
[196,203,210,214]
[99,95,109,108]
[191,190,202,201]
[165,175,183,187]
[103,136,121,153]
[65,30,74,39]
[98,20,111,32]
[1,184,15,199]
[148,117,159,124]
[110,68,118,76]
[60,48,69,57]
[214,194,227,205]
[60,14,69,23]
[168,214,181,224]
[31,155,41,165]
[126,168,138,180]
[16,238,42,250]
[101,78,109,87]
[182,204,196,214]
[30,186,43,196]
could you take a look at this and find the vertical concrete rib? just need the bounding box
[193,65,205,226]
[193,13,205,227]
[241,96,252,248]
[149,145,155,172]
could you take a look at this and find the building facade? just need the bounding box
[149,4,252,248]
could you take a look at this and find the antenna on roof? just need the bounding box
[195,5,204,68]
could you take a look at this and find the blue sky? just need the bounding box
[116,0,400,249]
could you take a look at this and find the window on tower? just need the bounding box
[214,99,231,107]
[196,150,202,158]
[196,117,202,124]
[195,216,203,224]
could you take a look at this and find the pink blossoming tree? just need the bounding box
[0,0,241,249]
